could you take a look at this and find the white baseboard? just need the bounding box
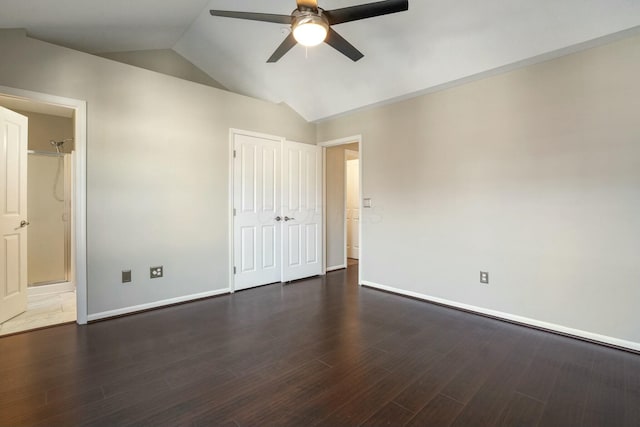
[87,288,230,322]
[361,280,640,352]
[28,281,75,296]
[326,264,347,272]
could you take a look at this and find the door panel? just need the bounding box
[305,224,318,263]
[233,133,281,291]
[0,107,28,324]
[262,226,276,269]
[282,141,322,281]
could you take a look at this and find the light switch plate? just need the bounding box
[363,198,372,208]
[480,271,489,284]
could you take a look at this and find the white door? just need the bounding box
[346,158,360,259]
[282,141,322,282]
[0,107,28,323]
[233,132,282,291]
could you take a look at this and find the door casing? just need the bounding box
[0,86,88,325]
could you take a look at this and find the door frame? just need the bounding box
[228,128,285,293]
[318,135,363,285]
[0,85,88,325]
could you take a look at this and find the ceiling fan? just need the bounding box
[210,0,409,63]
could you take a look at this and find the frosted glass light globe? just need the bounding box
[293,21,328,47]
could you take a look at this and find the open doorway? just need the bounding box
[345,149,359,266]
[0,88,87,335]
[320,136,362,281]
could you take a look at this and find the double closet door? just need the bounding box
[233,131,322,291]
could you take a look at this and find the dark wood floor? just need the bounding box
[1,266,639,426]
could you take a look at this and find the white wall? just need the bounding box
[0,30,315,316]
[317,34,640,347]
[98,49,226,90]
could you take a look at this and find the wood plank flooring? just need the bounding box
[0,265,638,426]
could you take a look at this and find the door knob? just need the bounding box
[284,216,295,222]
[19,220,30,228]
[275,216,282,222]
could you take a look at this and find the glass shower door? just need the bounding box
[27,152,71,286]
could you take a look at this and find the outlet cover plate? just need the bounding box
[480,271,489,284]
[150,266,163,279]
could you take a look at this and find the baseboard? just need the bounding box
[87,288,230,322]
[326,264,347,272]
[361,280,640,353]
[28,281,75,296]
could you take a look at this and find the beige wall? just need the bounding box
[325,143,359,268]
[12,109,74,153]
[318,35,640,346]
[98,49,226,90]
[0,30,315,315]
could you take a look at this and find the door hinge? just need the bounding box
[233,266,237,274]
[233,208,236,216]
[233,150,237,158]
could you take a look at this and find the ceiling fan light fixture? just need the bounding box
[292,14,328,47]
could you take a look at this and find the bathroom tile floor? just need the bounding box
[0,291,76,336]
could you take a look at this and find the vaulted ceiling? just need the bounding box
[1,0,639,121]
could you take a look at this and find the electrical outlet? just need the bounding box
[480,271,489,284]
[150,266,163,279]
[122,270,131,283]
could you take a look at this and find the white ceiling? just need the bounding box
[1,0,639,121]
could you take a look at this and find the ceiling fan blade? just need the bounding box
[267,33,298,63]
[325,28,364,62]
[324,0,408,25]
[296,0,318,10]
[209,10,292,24]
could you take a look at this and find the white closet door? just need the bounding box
[282,141,322,282]
[233,132,281,291]
[0,107,28,323]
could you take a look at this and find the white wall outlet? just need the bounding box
[150,266,163,279]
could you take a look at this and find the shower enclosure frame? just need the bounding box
[0,85,88,325]
[27,149,73,288]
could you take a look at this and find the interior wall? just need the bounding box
[325,143,359,269]
[317,34,640,346]
[0,30,315,316]
[12,109,74,153]
[98,49,227,91]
